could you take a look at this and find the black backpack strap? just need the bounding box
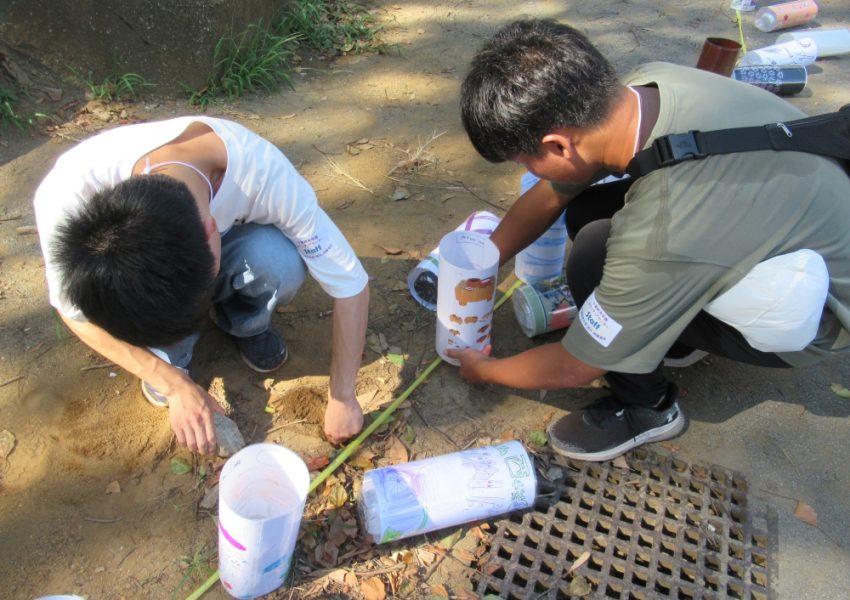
[626,104,850,179]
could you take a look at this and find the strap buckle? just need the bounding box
[652,131,706,167]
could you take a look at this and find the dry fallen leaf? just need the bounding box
[660,441,682,452]
[568,575,593,596]
[327,482,348,509]
[454,547,476,563]
[105,481,121,494]
[344,571,358,588]
[430,583,449,598]
[385,435,409,464]
[306,455,331,472]
[793,500,818,527]
[567,550,591,574]
[612,456,629,470]
[360,576,386,600]
[380,245,404,255]
[350,449,377,470]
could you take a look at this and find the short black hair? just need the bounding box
[460,19,621,162]
[52,174,215,347]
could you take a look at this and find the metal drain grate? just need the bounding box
[473,447,776,600]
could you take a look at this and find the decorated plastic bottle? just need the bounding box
[359,441,537,543]
[754,0,818,33]
[514,172,568,284]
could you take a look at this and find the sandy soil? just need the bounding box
[1,1,849,599]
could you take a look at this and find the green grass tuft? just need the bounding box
[186,0,389,108]
[187,21,299,109]
[68,67,154,101]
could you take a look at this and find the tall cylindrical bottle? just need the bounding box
[514,172,568,284]
[359,441,537,543]
[754,0,818,33]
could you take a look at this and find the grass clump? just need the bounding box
[187,21,299,108]
[0,84,42,131]
[187,0,388,107]
[280,0,388,56]
[68,67,153,101]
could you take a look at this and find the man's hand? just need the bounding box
[324,394,364,444]
[446,344,494,384]
[166,375,226,455]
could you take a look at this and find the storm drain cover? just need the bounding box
[473,447,776,600]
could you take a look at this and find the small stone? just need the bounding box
[214,413,245,458]
[199,483,219,511]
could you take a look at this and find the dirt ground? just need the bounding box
[2,1,850,599]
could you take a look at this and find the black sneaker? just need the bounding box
[237,329,289,373]
[662,342,708,368]
[547,383,687,461]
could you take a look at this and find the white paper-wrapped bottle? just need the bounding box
[738,37,818,66]
[777,28,850,58]
[407,211,501,311]
[514,172,568,284]
[359,441,537,543]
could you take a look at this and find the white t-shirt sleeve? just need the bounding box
[211,123,368,298]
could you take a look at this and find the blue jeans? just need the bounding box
[149,224,306,368]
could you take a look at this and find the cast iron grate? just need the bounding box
[473,447,776,600]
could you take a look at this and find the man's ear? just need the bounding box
[540,130,575,159]
[203,215,218,240]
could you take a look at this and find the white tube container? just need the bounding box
[359,440,537,543]
[407,211,501,311]
[435,231,500,365]
[738,37,818,66]
[218,444,309,599]
[777,28,850,58]
[514,171,568,284]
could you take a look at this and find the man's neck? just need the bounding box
[591,85,660,173]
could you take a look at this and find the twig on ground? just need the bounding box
[83,516,122,523]
[410,399,459,449]
[267,419,308,434]
[81,363,116,371]
[313,144,374,194]
[448,179,507,213]
[0,375,24,388]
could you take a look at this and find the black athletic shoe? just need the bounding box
[547,383,687,462]
[662,342,708,368]
[237,329,289,373]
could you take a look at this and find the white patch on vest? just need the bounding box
[579,292,623,348]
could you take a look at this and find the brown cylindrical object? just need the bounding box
[696,37,742,76]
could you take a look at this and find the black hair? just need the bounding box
[460,19,621,162]
[52,174,216,347]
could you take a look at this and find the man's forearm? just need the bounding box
[329,285,370,400]
[490,180,572,265]
[477,342,605,390]
[60,314,190,395]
